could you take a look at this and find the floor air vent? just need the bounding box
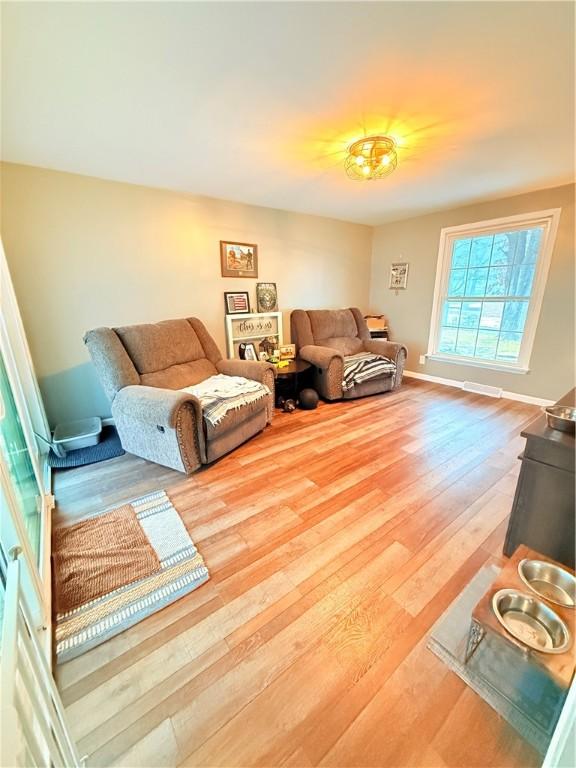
[461,381,503,398]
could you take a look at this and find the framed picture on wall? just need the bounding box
[220,241,258,278]
[224,291,250,314]
[389,262,409,290]
[256,282,278,312]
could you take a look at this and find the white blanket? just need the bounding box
[181,375,270,427]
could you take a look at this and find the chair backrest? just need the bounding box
[290,308,370,356]
[84,317,223,401]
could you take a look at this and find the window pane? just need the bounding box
[439,327,458,353]
[502,301,528,333]
[469,236,493,267]
[509,264,535,296]
[455,328,477,356]
[438,220,546,367]
[465,268,488,297]
[448,269,467,296]
[496,332,522,361]
[460,302,481,328]
[479,302,504,330]
[475,330,499,359]
[0,354,41,563]
[514,227,543,265]
[452,239,471,269]
[486,265,510,296]
[442,301,461,327]
[491,233,513,265]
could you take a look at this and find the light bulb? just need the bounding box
[362,165,371,176]
[381,155,391,166]
[355,155,365,166]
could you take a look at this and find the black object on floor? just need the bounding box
[48,426,125,469]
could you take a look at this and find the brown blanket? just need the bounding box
[52,504,160,614]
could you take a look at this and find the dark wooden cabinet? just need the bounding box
[504,390,575,568]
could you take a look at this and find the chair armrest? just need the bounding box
[216,358,275,384]
[299,344,344,369]
[363,339,407,363]
[363,340,408,390]
[111,385,204,473]
[215,359,275,423]
[112,385,202,427]
[299,345,344,401]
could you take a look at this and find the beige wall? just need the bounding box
[1,163,372,425]
[370,184,575,401]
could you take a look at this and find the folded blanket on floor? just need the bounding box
[342,352,396,392]
[181,374,270,427]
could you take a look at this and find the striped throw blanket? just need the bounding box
[342,352,396,392]
[181,374,270,427]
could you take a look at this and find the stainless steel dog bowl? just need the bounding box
[544,405,576,434]
[492,589,571,654]
[518,559,576,608]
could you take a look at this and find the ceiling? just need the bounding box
[2,1,574,226]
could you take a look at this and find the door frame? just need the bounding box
[0,239,53,648]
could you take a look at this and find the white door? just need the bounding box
[0,239,80,765]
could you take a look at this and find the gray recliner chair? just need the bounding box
[290,307,407,401]
[84,317,275,474]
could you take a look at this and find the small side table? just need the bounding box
[274,360,312,405]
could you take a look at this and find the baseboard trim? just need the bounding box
[403,370,555,407]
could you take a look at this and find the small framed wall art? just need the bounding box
[220,241,258,278]
[256,282,278,312]
[224,291,250,314]
[389,262,409,290]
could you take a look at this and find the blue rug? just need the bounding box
[48,426,125,469]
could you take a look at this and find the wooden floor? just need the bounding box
[53,379,543,768]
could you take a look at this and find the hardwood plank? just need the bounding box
[51,382,541,768]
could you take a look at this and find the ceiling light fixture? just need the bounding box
[345,135,397,181]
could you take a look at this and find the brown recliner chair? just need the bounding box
[290,308,407,401]
[84,317,275,473]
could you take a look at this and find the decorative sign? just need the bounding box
[256,282,278,312]
[225,311,283,358]
[389,262,409,290]
[233,316,276,339]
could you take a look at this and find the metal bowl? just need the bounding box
[492,589,571,654]
[518,559,575,607]
[544,405,576,434]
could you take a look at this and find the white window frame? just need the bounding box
[426,208,561,374]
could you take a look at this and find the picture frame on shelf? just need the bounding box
[256,282,278,312]
[220,241,258,278]
[239,342,257,361]
[224,291,250,314]
[279,344,296,360]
